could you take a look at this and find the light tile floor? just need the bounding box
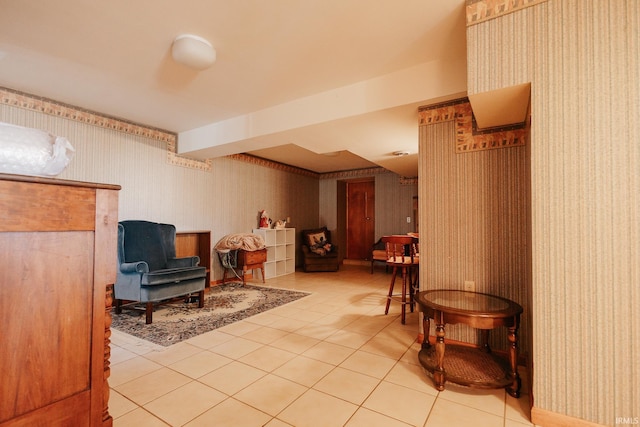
[109,264,538,427]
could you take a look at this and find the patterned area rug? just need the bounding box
[111,283,309,347]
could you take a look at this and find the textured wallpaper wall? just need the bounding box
[0,100,319,281]
[467,0,640,424]
[0,91,417,282]
[418,115,531,359]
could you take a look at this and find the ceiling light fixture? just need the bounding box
[171,34,216,70]
[393,151,410,157]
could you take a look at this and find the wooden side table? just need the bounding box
[222,249,267,285]
[415,289,523,397]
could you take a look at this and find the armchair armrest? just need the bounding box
[120,261,149,274]
[167,256,200,268]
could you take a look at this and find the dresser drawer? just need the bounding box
[240,248,267,264]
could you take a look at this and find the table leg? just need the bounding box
[260,264,265,283]
[401,267,408,324]
[481,329,491,353]
[506,322,521,398]
[421,313,431,349]
[434,322,446,390]
[408,267,415,313]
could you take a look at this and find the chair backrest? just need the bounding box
[118,220,177,271]
[382,235,418,265]
[372,238,385,251]
[301,227,332,248]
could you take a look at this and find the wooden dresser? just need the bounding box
[0,174,120,426]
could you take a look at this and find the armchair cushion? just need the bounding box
[141,266,207,286]
[371,238,386,261]
[302,227,335,256]
[304,229,327,247]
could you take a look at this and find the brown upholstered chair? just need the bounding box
[383,235,419,324]
[370,238,388,273]
[301,227,340,272]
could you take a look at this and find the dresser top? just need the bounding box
[0,173,121,190]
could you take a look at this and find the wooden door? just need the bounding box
[346,180,375,260]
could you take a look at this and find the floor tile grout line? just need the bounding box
[109,266,532,426]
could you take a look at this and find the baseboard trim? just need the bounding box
[531,407,607,427]
[342,259,368,266]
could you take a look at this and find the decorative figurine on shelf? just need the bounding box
[259,210,271,229]
[274,219,286,229]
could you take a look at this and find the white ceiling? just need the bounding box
[0,0,468,177]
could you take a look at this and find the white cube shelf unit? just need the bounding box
[253,228,296,279]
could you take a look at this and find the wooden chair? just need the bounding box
[383,235,419,324]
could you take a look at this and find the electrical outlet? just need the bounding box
[464,281,475,292]
[406,216,411,223]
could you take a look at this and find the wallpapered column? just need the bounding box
[417,98,531,360]
[466,0,639,425]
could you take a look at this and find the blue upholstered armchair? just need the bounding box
[114,220,207,324]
